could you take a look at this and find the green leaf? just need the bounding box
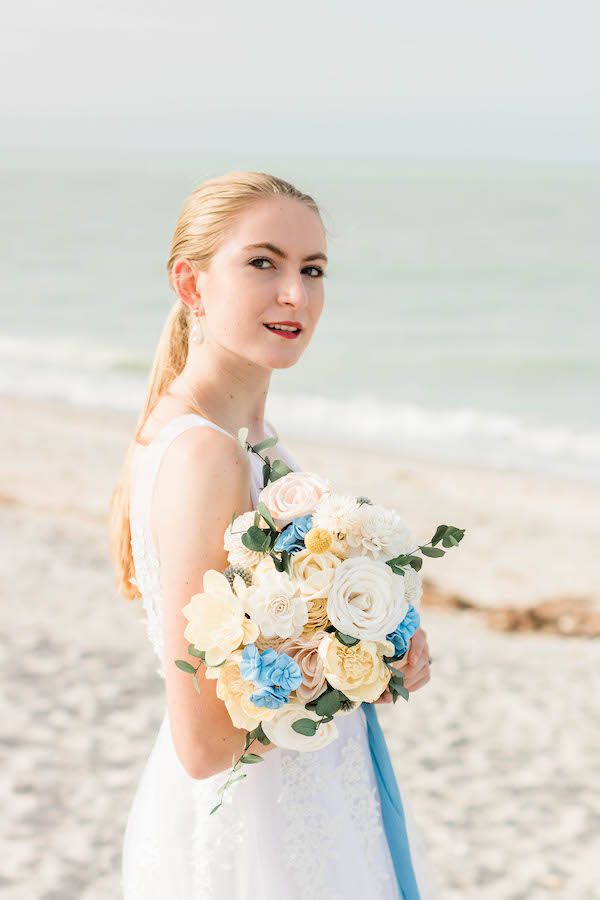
[238,426,249,448]
[209,802,222,815]
[408,557,423,572]
[431,524,449,546]
[421,545,445,558]
[268,459,292,481]
[252,435,279,453]
[240,753,264,764]
[386,553,413,567]
[315,689,343,717]
[187,644,205,659]
[291,718,318,736]
[241,525,271,552]
[192,673,201,694]
[253,723,271,745]
[442,533,459,547]
[229,509,237,529]
[175,659,197,674]
[257,502,276,530]
[262,460,271,485]
[335,631,360,647]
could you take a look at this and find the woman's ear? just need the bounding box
[171,259,201,311]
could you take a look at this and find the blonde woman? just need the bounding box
[109,171,438,898]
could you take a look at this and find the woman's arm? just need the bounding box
[155,426,275,780]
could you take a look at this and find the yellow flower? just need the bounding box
[317,634,394,703]
[304,527,333,554]
[205,652,278,731]
[301,595,331,636]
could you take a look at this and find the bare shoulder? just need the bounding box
[151,424,252,553]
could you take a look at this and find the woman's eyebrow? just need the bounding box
[243,242,328,264]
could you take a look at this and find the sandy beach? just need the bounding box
[2,394,599,899]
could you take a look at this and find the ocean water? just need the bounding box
[1,149,598,483]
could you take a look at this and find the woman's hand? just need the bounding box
[375,627,431,704]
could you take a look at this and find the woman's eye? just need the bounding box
[249,257,273,270]
[249,257,325,278]
[304,265,325,278]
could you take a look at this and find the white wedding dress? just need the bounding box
[121,413,439,899]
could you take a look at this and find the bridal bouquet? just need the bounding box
[175,427,464,812]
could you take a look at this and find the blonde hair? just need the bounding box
[107,170,325,601]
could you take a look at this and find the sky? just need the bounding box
[1,0,599,161]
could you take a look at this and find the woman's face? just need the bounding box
[195,196,327,370]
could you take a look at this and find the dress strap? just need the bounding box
[130,414,237,553]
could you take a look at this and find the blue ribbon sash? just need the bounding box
[361,702,421,900]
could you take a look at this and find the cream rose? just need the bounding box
[344,504,417,561]
[258,471,332,529]
[182,570,258,666]
[205,651,278,731]
[291,548,341,601]
[223,510,270,569]
[318,633,394,703]
[326,556,408,641]
[279,631,328,702]
[247,569,309,639]
[261,699,339,751]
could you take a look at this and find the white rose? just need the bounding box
[182,570,259,666]
[344,504,417,561]
[326,556,408,641]
[258,471,332,529]
[261,699,339,752]
[247,569,309,639]
[223,510,269,569]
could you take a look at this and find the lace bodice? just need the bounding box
[128,413,296,678]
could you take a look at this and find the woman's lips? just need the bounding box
[263,324,301,340]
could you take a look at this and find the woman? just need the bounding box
[109,171,438,898]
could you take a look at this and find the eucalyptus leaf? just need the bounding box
[409,557,423,572]
[252,435,279,453]
[238,426,249,448]
[192,673,201,695]
[257,502,276,530]
[175,659,197,674]
[187,644,205,659]
[431,524,449,546]
[421,546,445,558]
[240,753,264,764]
[315,689,343,717]
[291,718,318,736]
[335,631,360,647]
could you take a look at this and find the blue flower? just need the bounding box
[249,685,290,709]
[386,604,421,658]
[240,643,303,708]
[273,514,314,554]
[239,643,278,686]
[268,653,303,693]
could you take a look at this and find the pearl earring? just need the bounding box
[190,305,203,343]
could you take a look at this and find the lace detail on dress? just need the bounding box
[130,522,165,679]
[277,751,343,900]
[337,733,392,896]
[190,773,245,892]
